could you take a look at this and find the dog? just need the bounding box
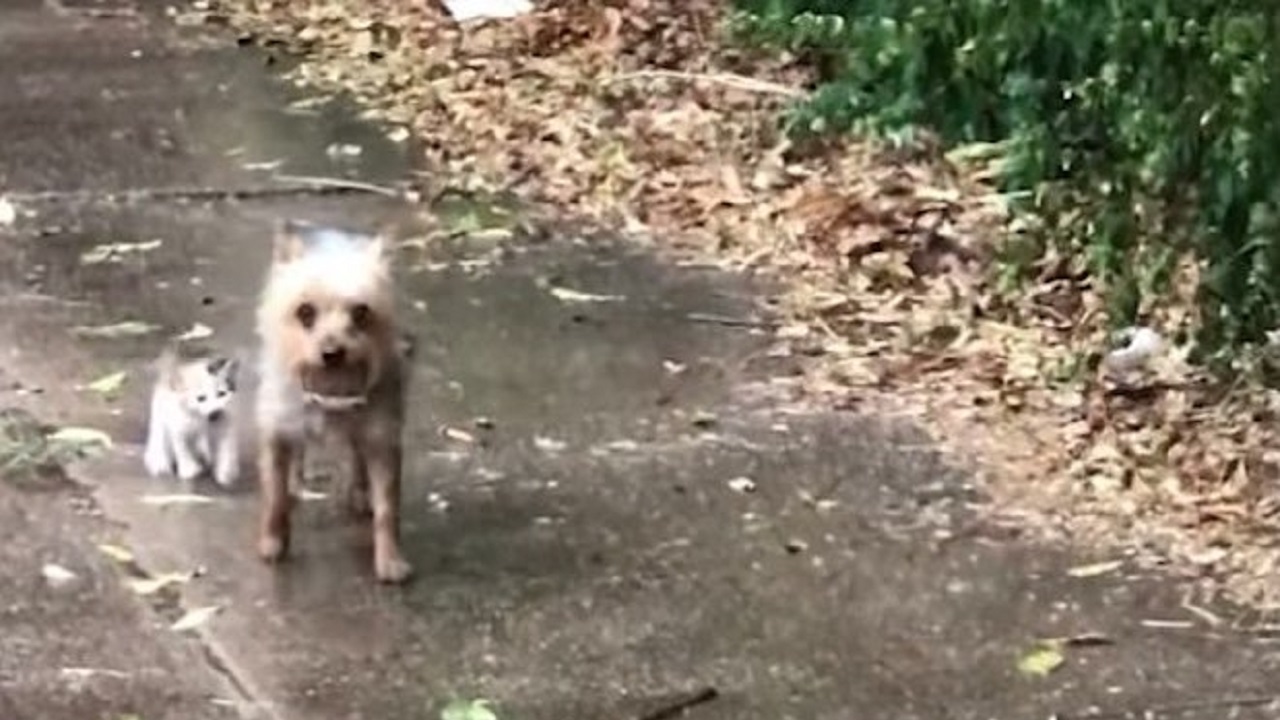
[142,342,241,488]
[254,219,412,584]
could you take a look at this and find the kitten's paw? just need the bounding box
[213,463,239,488]
[176,460,203,483]
[143,446,174,478]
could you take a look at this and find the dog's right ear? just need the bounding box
[272,219,310,263]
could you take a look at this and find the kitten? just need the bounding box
[143,343,242,488]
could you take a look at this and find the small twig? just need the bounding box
[608,69,805,98]
[1052,694,1280,719]
[636,686,719,720]
[270,173,403,198]
[685,312,776,330]
[2,178,404,206]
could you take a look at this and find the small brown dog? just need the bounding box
[253,219,412,583]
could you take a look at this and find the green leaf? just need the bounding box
[47,426,113,450]
[1017,640,1065,678]
[85,371,127,398]
[441,699,498,720]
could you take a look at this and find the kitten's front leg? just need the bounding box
[143,412,176,478]
[213,427,240,488]
[172,431,205,483]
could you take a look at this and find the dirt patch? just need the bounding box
[177,0,1280,608]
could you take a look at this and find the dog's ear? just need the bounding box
[272,219,310,263]
[363,232,391,265]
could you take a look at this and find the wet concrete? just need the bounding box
[3,2,1280,720]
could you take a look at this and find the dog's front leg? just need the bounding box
[363,440,411,583]
[257,433,297,563]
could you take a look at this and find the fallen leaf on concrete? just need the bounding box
[140,493,215,507]
[547,285,624,304]
[128,571,193,596]
[1066,560,1123,578]
[59,667,130,680]
[0,197,15,226]
[692,411,718,428]
[727,476,757,493]
[177,322,214,341]
[296,488,328,501]
[442,0,532,21]
[534,436,567,453]
[325,142,362,159]
[441,426,476,444]
[1016,640,1065,678]
[85,371,127,398]
[72,321,158,339]
[41,563,77,586]
[48,426,113,450]
[79,239,162,265]
[441,698,499,720]
[170,605,221,632]
[97,543,134,564]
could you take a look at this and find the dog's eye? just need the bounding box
[196,395,207,403]
[295,302,317,329]
[350,303,373,329]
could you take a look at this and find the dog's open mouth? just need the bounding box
[300,365,369,409]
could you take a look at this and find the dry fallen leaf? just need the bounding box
[0,197,16,226]
[1066,560,1123,578]
[171,605,222,632]
[41,563,77,586]
[727,476,757,493]
[72,321,158,339]
[177,323,214,341]
[547,286,624,304]
[140,494,215,507]
[128,571,193,596]
[98,543,134,564]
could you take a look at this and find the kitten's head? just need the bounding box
[170,355,239,422]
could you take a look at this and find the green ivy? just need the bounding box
[731,0,1280,368]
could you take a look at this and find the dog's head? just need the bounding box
[259,220,398,402]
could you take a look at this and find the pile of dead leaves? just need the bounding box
[189,0,1280,606]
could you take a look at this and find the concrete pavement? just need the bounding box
[2,1,1280,719]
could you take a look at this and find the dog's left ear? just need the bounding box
[365,232,390,264]
[273,219,311,263]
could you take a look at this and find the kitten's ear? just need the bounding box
[206,356,238,379]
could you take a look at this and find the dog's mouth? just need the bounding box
[299,364,370,408]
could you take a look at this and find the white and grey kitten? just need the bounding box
[143,344,242,487]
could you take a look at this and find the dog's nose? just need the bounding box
[207,409,225,423]
[321,346,347,368]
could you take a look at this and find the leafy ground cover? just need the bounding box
[185,0,1280,608]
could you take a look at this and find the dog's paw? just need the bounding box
[374,551,413,584]
[257,533,289,564]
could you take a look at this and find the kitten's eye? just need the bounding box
[295,302,317,329]
[349,302,373,330]
[196,395,207,403]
